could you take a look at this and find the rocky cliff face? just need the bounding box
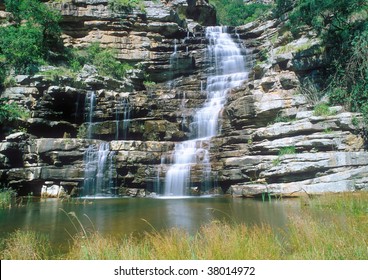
[0,0,367,197]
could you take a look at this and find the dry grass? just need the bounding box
[0,230,52,260]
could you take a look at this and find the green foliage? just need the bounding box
[0,98,30,125]
[77,125,87,139]
[273,146,297,166]
[41,67,77,82]
[0,0,63,76]
[80,43,133,79]
[210,0,272,26]
[274,1,368,125]
[273,114,295,123]
[143,80,156,88]
[323,128,334,134]
[0,188,16,209]
[0,65,6,89]
[1,230,52,260]
[3,76,16,88]
[278,146,296,156]
[0,24,44,74]
[273,0,295,17]
[313,103,334,117]
[108,0,145,12]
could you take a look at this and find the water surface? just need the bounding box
[0,196,300,250]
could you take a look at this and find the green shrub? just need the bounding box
[273,114,295,124]
[278,146,296,156]
[0,0,63,75]
[275,0,368,126]
[0,24,44,74]
[108,0,145,12]
[83,42,133,79]
[210,0,272,26]
[0,98,30,125]
[273,0,296,17]
[313,103,334,117]
[3,76,16,88]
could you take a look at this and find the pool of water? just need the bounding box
[0,196,300,249]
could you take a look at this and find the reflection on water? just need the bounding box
[0,197,300,249]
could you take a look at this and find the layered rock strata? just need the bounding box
[0,1,367,197]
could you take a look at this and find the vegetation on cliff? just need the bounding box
[0,0,63,77]
[210,0,272,26]
[275,0,368,122]
[212,0,367,123]
[108,0,145,12]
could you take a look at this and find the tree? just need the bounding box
[0,0,63,74]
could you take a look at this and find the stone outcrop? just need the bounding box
[0,1,367,197]
[214,18,368,197]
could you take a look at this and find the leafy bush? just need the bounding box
[277,0,368,124]
[210,0,272,26]
[0,24,44,74]
[78,42,133,80]
[0,0,63,76]
[108,0,145,12]
[0,98,30,125]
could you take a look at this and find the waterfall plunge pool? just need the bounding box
[0,196,301,252]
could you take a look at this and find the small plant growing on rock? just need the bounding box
[272,146,296,166]
[77,125,87,139]
[273,113,295,124]
[108,0,145,12]
[278,146,296,156]
[313,103,335,117]
[0,98,30,124]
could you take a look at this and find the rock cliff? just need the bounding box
[0,0,367,197]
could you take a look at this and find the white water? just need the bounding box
[83,142,115,196]
[83,91,115,196]
[85,90,96,139]
[164,26,249,196]
[115,96,131,140]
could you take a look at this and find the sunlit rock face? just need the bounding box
[0,1,367,197]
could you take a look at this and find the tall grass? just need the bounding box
[0,188,16,209]
[1,192,367,260]
[0,230,52,260]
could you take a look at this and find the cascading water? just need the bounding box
[85,91,96,139]
[83,142,115,197]
[115,96,131,140]
[82,91,115,197]
[163,26,249,196]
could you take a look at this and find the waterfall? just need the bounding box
[82,90,116,197]
[170,39,179,69]
[85,90,96,139]
[163,26,249,196]
[83,142,115,197]
[115,96,131,140]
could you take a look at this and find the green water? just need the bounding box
[0,196,300,249]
